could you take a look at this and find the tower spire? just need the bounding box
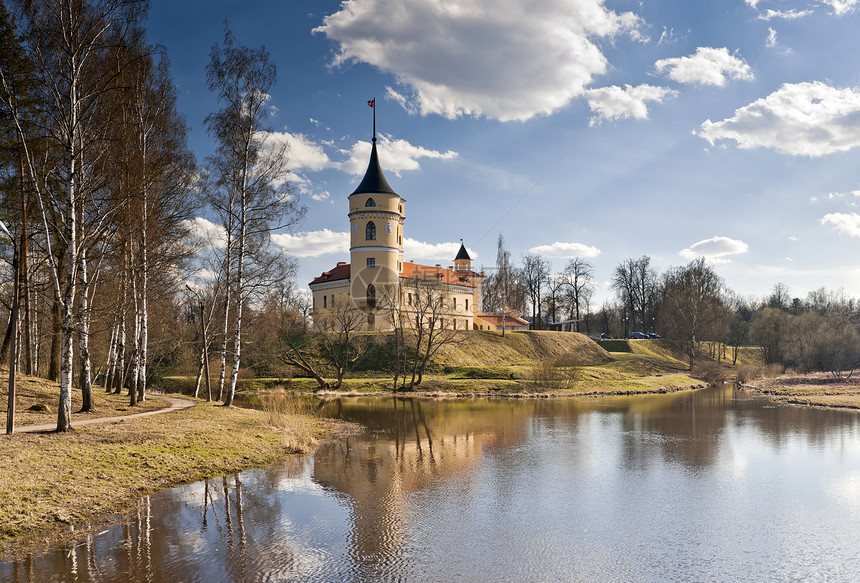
[368,97,376,143]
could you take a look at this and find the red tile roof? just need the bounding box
[400,262,475,287]
[309,262,351,285]
[475,314,529,328]
[310,261,477,288]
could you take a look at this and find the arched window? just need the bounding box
[367,284,376,308]
[366,221,376,240]
[365,198,376,207]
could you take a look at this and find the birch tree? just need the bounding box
[4,0,146,431]
[205,26,303,407]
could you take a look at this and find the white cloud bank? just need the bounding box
[271,229,349,258]
[699,82,860,157]
[655,47,753,86]
[821,0,859,15]
[261,131,458,197]
[182,217,227,249]
[339,135,458,177]
[585,84,677,124]
[680,236,749,263]
[821,212,860,237]
[315,0,645,121]
[758,8,812,20]
[404,238,477,263]
[270,229,476,263]
[528,241,601,258]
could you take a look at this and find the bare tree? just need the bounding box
[481,234,524,336]
[562,257,594,333]
[612,256,659,336]
[658,258,726,370]
[521,254,550,329]
[392,276,463,389]
[205,25,304,407]
[4,0,146,431]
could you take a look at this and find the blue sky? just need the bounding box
[147,0,860,305]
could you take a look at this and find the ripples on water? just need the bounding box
[4,385,860,582]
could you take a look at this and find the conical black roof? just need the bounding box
[455,243,471,261]
[350,140,397,196]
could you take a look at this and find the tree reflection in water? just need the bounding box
[5,386,860,582]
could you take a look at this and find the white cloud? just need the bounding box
[824,190,860,200]
[270,229,349,257]
[744,0,760,8]
[655,47,753,86]
[766,27,778,48]
[821,0,858,15]
[404,238,477,262]
[264,130,335,171]
[679,236,749,263]
[758,8,812,20]
[311,191,331,202]
[584,84,677,125]
[657,27,676,46]
[528,241,601,258]
[315,0,645,122]
[339,134,458,177]
[182,217,227,249]
[699,82,860,157]
[821,212,860,237]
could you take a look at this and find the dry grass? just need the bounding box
[0,369,163,428]
[745,372,860,409]
[0,378,343,555]
[433,330,613,367]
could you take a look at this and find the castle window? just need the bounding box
[365,198,376,207]
[323,295,327,308]
[465,298,469,310]
[386,222,392,234]
[408,293,412,306]
[366,221,376,240]
[367,257,375,267]
[331,295,335,305]
[367,284,376,309]
[453,297,457,310]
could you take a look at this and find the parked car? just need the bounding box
[600,333,612,339]
[629,332,648,339]
[646,333,661,339]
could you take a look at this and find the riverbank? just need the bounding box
[744,372,860,410]
[168,335,758,397]
[0,376,346,557]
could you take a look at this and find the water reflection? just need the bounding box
[4,385,860,582]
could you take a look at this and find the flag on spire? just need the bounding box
[368,98,375,108]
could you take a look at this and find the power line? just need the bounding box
[475,126,595,247]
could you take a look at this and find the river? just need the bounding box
[3,385,860,582]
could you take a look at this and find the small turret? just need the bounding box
[454,240,471,273]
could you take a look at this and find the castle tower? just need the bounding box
[348,107,405,327]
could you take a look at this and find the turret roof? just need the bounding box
[350,140,397,196]
[455,243,471,261]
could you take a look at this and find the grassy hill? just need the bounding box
[163,331,765,397]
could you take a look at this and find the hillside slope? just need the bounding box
[433,330,614,367]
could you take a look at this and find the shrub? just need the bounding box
[528,354,582,389]
[736,365,763,383]
[452,366,513,379]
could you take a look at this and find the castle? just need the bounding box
[309,120,508,331]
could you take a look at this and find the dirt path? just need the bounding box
[16,394,195,433]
